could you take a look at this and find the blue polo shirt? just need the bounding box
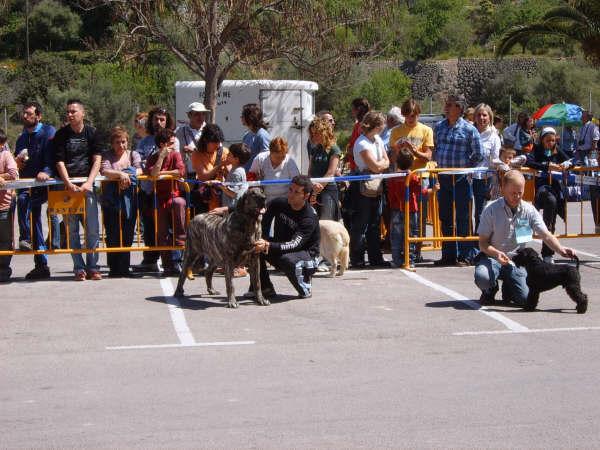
[434,117,483,169]
[15,122,56,178]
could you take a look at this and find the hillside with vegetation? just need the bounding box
[0,0,598,143]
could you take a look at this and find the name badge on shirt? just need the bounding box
[515,218,533,244]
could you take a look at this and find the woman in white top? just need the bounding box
[349,111,390,268]
[248,136,300,205]
[473,103,501,231]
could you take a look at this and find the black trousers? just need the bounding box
[251,250,318,296]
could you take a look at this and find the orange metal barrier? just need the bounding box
[0,175,191,257]
[402,166,600,270]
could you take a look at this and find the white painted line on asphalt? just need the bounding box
[453,327,600,336]
[401,269,530,332]
[160,277,196,345]
[106,341,256,350]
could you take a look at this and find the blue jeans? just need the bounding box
[66,190,100,274]
[16,189,60,266]
[349,183,384,265]
[390,209,418,266]
[437,174,476,262]
[0,208,13,273]
[472,178,489,233]
[474,254,528,305]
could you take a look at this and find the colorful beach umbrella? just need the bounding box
[532,103,583,127]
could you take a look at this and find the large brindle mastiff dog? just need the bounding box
[174,189,269,308]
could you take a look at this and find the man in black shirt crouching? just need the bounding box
[251,174,320,299]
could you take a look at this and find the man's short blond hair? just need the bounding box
[503,169,525,186]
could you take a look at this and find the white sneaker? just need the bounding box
[317,261,330,272]
[543,256,554,264]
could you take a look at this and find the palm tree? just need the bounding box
[496,0,600,66]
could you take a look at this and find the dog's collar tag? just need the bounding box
[515,218,533,244]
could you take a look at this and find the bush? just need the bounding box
[16,51,78,103]
[326,68,412,131]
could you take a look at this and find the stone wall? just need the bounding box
[400,57,538,103]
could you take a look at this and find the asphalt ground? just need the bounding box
[2,204,600,449]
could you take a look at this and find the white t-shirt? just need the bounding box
[474,126,501,179]
[353,134,386,172]
[249,151,300,203]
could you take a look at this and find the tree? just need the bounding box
[496,0,600,65]
[29,0,83,51]
[81,0,390,121]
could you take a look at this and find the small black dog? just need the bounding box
[512,247,588,313]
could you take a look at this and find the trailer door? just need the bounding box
[260,89,307,172]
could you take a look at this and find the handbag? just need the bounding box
[359,173,383,198]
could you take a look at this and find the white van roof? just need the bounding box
[175,79,319,92]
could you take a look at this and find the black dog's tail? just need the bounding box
[572,255,580,270]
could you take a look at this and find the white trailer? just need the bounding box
[175,80,318,172]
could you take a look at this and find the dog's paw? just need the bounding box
[576,298,588,314]
[256,296,270,306]
[174,288,184,298]
[227,301,239,309]
[523,300,538,311]
[186,269,195,280]
[208,289,220,295]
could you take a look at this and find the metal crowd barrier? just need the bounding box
[0,175,191,257]
[402,166,600,270]
[2,168,598,271]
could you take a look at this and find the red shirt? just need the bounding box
[346,121,362,171]
[386,173,423,212]
[144,150,185,202]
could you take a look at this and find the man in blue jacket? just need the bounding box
[14,102,56,280]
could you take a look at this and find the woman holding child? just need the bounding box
[191,124,229,212]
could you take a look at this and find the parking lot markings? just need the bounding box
[401,269,530,332]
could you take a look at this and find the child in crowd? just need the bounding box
[207,143,251,278]
[213,143,250,208]
[387,149,426,268]
[0,129,19,282]
[488,145,527,200]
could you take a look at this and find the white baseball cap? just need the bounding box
[188,102,210,113]
[540,126,557,138]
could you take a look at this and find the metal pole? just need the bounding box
[509,94,512,124]
[429,97,432,114]
[25,0,30,64]
[590,89,592,112]
[3,107,7,133]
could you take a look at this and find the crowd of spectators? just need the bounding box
[0,94,598,304]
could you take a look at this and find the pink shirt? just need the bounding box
[0,149,18,211]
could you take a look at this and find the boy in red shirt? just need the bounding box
[145,128,186,275]
[387,149,426,268]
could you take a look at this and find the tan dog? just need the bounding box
[319,220,349,277]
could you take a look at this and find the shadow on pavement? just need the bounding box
[425,300,476,310]
[146,292,299,310]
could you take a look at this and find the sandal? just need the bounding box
[74,270,86,281]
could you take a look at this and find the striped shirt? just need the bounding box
[434,117,483,168]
